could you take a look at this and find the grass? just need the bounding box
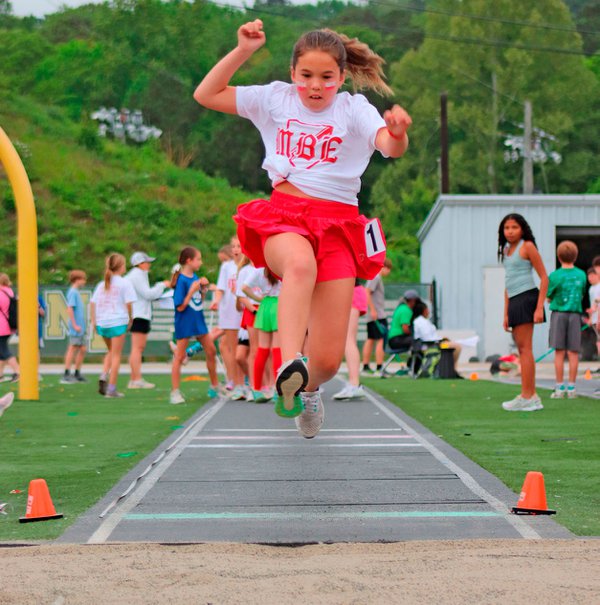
[363,376,600,536]
[0,374,211,541]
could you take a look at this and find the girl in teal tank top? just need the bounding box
[497,214,549,412]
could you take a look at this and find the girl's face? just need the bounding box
[291,50,345,112]
[503,219,523,244]
[189,252,202,271]
[230,238,242,259]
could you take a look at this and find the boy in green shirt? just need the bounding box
[547,240,587,399]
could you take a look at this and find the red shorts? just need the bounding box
[234,191,386,283]
[241,306,258,329]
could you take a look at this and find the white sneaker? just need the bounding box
[230,386,247,401]
[0,392,14,417]
[295,390,324,439]
[245,387,254,402]
[502,395,543,412]
[567,388,577,399]
[333,384,365,400]
[550,386,566,399]
[170,389,185,405]
[128,379,156,389]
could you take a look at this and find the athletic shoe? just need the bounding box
[207,386,218,399]
[230,386,247,401]
[128,379,156,389]
[225,380,234,392]
[98,375,108,396]
[170,389,185,405]
[275,354,308,418]
[0,392,14,418]
[333,384,365,400]
[104,389,125,398]
[550,386,566,399]
[253,388,273,403]
[73,374,88,383]
[361,367,375,376]
[502,395,543,412]
[60,374,76,385]
[295,390,325,439]
[8,374,19,383]
[567,387,577,399]
[245,387,254,402]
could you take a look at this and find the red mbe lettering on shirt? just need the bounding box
[276,120,342,169]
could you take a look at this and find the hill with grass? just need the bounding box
[0,95,250,284]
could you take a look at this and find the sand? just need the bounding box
[1,539,599,604]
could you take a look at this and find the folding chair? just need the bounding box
[380,337,418,378]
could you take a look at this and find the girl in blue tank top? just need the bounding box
[497,214,548,412]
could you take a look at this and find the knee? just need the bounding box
[283,257,317,284]
[312,356,342,382]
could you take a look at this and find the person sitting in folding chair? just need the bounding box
[412,300,462,378]
[380,289,420,376]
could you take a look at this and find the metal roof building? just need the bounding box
[417,195,600,359]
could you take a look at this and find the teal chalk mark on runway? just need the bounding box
[125,511,502,521]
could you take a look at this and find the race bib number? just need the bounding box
[364,220,386,257]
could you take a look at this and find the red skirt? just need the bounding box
[234,190,386,283]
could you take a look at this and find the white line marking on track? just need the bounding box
[211,428,405,432]
[186,443,423,449]
[193,434,415,440]
[86,398,227,544]
[363,388,542,539]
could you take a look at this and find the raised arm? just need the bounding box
[193,19,266,115]
[375,105,412,158]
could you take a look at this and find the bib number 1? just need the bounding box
[364,220,386,258]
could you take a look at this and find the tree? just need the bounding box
[0,1,11,16]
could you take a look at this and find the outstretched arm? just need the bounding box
[193,19,266,114]
[375,104,412,158]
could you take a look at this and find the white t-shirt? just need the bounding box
[241,267,282,298]
[91,275,137,328]
[236,81,387,205]
[216,260,242,330]
[413,315,440,343]
[589,283,600,323]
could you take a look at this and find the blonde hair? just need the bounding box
[104,253,125,290]
[0,273,11,287]
[557,240,578,264]
[292,29,393,97]
[237,254,250,272]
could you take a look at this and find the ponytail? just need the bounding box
[292,29,393,97]
[104,253,125,290]
[172,246,200,288]
[264,268,279,286]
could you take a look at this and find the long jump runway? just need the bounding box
[60,380,571,544]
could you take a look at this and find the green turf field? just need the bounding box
[0,375,211,541]
[364,377,600,536]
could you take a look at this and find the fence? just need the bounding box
[9,283,435,360]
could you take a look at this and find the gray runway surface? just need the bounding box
[61,379,571,544]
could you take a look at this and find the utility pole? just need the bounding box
[440,92,449,194]
[523,100,533,194]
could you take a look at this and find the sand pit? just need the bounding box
[1,539,599,604]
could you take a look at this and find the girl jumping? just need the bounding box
[194,20,411,438]
[498,214,548,412]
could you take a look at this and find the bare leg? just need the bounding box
[344,307,361,387]
[75,345,86,370]
[235,344,249,379]
[221,329,242,385]
[6,356,19,375]
[306,278,354,391]
[512,323,536,398]
[361,338,374,367]
[101,338,112,376]
[567,350,579,384]
[554,349,565,384]
[375,338,385,366]
[129,332,148,382]
[198,334,218,387]
[64,344,76,371]
[264,233,317,361]
[108,334,126,388]
[171,338,189,391]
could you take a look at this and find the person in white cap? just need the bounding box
[126,251,170,389]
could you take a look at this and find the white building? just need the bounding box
[417,195,600,359]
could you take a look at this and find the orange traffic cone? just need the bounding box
[19,479,63,523]
[584,369,592,380]
[511,471,556,515]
